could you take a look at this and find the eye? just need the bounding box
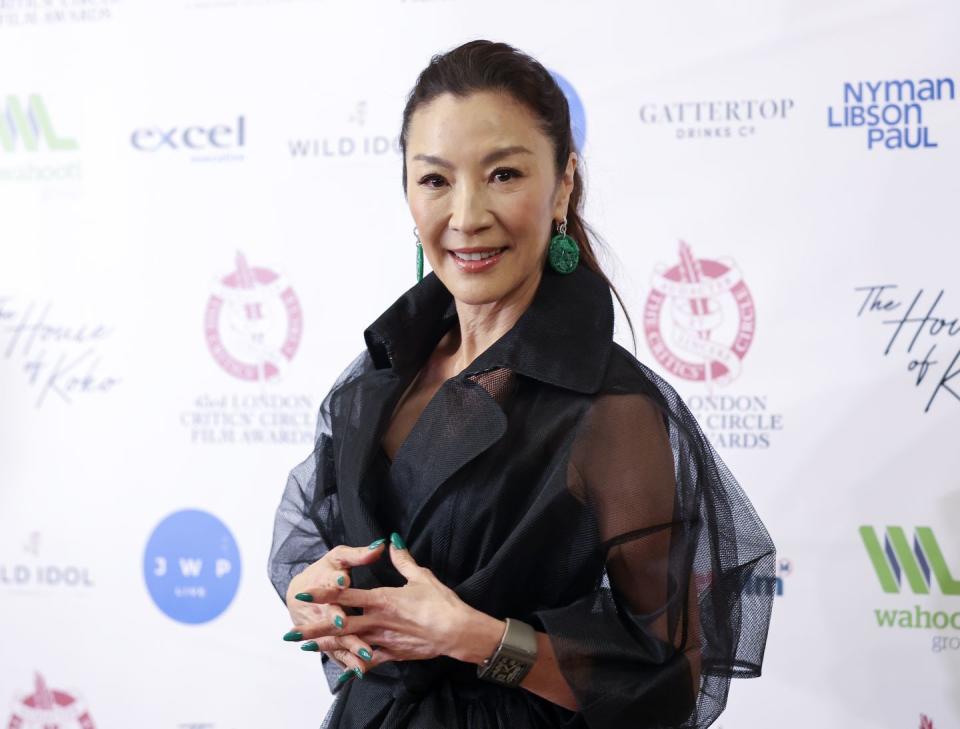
[491,167,522,183]
[417,173,447,189]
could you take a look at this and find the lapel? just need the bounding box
[386,374,508,535]
[331,367,406,555]
[334,262,614,557]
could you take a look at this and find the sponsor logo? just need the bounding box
[0,532,95,592]
[854,285,959,413]
[179,254,314,446]
[0,95,77,153]
[204,252,303,382]
[287,100,401,159]
[0,296,120,407]
[130,115,245,162]
[0,96,82,184]
[645,241,755,385]
[549,70,586,151]
[6,673,96,728]
[639,97,794,140]
[644,241,781,449]
[919,716,935,729]
[861,525,959,652]
[0,296,121,407]
[0,0,118,27]
[695,558,792,597]
[860,526,959,595]
[143,509,241,624]
[828,78,956,150]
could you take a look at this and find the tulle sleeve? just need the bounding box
[267,349,372,603]
[535,366,775,728]
[267,349,375,694]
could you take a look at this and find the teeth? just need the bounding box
[454,248,504,261]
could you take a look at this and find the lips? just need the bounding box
[448,247,507,272]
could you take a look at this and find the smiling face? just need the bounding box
[405,90,576,308]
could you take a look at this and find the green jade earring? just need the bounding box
[548,217,579,274]
[415,227,424,283]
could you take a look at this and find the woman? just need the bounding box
[269,40,775,729]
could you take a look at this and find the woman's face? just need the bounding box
[405,90,576,307]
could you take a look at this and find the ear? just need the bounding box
[553,151,578,220]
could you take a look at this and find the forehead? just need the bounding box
[406,90,549,156]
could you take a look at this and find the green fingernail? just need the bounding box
[337,575,346,587]
[336,669,355,685]
[390,532,406,550]
[295,592,314,602]
[353,666,364,680]
[358,648,372,661]
[368,538,386,550]
[300,641,320,652]
[283,631,303,642]
[333,615,344,629]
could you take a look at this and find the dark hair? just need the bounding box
[399,39,637,353]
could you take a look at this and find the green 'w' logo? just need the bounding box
[860,526,960,595]
[0,95,78,152]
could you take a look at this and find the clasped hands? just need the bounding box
[283,533,505,686]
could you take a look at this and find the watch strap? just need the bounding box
[476,618,538,687]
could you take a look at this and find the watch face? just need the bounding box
[488,655,529,684]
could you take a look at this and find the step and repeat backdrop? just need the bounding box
[1,0,958,727]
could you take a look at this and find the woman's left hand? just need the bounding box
[289,535,505,668]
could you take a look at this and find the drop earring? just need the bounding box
[414,227,423,283]
[548,217,579,274]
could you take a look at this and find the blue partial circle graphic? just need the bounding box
[550,70,586,151]
[143,509,242,625]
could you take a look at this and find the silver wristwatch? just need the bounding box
[476,618,538,686]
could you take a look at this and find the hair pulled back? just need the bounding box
[399,39,636,351]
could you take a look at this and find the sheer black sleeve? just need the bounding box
[267,349,372,604]
[535,360,775,728]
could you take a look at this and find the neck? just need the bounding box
[444,271,542,374]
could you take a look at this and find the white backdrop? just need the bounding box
[2,1,958,727]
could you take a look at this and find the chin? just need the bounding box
[446,272,540,310]
[446,282,507,307]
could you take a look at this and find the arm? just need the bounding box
[441,609,581,711]
[533,392,703,726]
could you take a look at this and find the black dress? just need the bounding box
[268,263,776,729]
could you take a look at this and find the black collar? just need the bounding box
[363,263,614,395]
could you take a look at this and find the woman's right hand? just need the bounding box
[284,539,387,676]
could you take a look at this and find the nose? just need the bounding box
[449,180,492,236]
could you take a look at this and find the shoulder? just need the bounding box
[333,348,375,389]
[594,342,680,412]
[315,348,376,436]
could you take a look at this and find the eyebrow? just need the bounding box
[411,145,533,169]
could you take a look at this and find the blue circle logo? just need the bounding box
[550,70,586,151]
[143,509,241,624]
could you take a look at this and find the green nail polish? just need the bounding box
[283,631,303,642]
[333,615,344,629]
[358,648,372,661]
[301,641,320,652]
[390,532,406,550]
[368,538,386,550]
[337,575,346,587]
[295,592,314,602]
[336,669,354,685]
[353,666,364,680]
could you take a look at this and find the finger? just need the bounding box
[342,613,390,636]
[293,568,350,603]
[329,648,367,682]
[300,635,374,665]
[388,532,423,581]
[290,605,349,639]
[296,583,383,608]
[325,540,388,571]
